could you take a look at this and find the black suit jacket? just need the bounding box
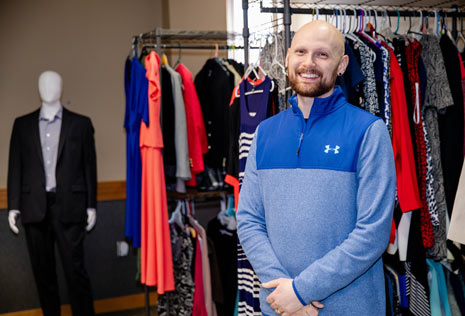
[7,108,97,224]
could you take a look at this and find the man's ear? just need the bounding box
[337,55,349,76]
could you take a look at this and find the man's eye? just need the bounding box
[296,50,305,55]
[317,52,328,57]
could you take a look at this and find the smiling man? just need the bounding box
[236,20,396,316]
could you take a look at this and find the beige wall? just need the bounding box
[0,0,228,191]
[0,0,162,189]
[163,0,228,76]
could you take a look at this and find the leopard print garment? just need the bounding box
[420,35,453,259]
[158,224,195,316]
[405,39,435,249]
[357,40,380,115]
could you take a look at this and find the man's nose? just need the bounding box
[302,53,316,67]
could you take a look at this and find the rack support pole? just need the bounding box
[283,0,291,101]
[243,0,250,69]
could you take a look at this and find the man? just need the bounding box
[236,20,396,316]
[7,71,97,316]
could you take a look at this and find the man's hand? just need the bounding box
[263,278,303,316]
[291,302,324,316]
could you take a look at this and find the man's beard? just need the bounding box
[289,67,338,97]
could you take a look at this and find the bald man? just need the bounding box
[236,21,396,316]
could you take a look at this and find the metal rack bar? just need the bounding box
[140,43,257,50]
[243,0,250,68]
[260,4,465,17]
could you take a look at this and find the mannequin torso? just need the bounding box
[8,70,96,233]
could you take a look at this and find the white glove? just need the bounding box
[8,210,21,234]
[86,208,96,231]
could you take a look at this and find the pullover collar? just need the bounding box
[289,85,347,117]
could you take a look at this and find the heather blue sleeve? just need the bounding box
[236,127,292,283]
[293,119,396,303]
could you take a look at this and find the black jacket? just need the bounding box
[7,107,97,224]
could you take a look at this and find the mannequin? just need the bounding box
[7,70,97,316]
[8,71,96,233]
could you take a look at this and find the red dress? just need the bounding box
[140,51,175,293]
[176,63,208,186]
[383,42,422,213]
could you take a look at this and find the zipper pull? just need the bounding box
[296,132,304,156]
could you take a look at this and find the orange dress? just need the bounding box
[140,51,174,293]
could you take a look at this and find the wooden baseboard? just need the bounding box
[0,181,126,210]
[0,292,157,316]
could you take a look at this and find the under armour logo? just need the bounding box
[324,145,340,154]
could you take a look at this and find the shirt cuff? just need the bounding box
[292,279,306,306]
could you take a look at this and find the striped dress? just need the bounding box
[237,76,271,315]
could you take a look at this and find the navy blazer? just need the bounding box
[7,107,97,224]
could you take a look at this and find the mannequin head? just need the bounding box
[38,71,63,104]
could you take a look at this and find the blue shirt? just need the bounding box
[39,107,62,192]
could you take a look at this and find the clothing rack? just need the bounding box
[131,27,250,316]
[241,0,465,71]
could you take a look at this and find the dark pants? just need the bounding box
[24,192,95,316]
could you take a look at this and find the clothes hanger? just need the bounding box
[239,65,275,96]
[377,10,395,43]
[456,11,465,50]
[270,33,287,76]
[236,34,275,97]
[408,10,424,40]
[174,42,182,68]
[214,43,219,58]
[169,200,185,229]
[161,54,169,66]
[357,9,381,47]
[394,10,400,35]
[373,9,378,31]
[344,9,363,42]
[434,11,440,36]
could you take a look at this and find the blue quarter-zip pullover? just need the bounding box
[237,86,396,316]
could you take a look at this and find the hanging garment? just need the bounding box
[226,77,278,182]
[157,224,195,316]
[405,39,435,249]
[420,34,453,260]
[176,63,209,187]
[236,77,277,316]
[259,32,288,111]
[140,51,175,293]
[444,267,464,316]
[195,58,235,170]
[124,57,149,248]
[350,38,380,114]
[223,60,242,87]
[448,159,465,244]
[381,45,392,133]
[164,64,192,192]
[359,37,386,118]
[161,66,177,187]
[439,34,465,217]
[383,42,422,213]
[190,217,215,316]
[238,77,272,184]
[384,265,402,316]
[458,53,465,156]
[207,216,238,316]
[426,259,452,316]
[405,208,431,316]
[193,236,208,316]
[336,41,365,107]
